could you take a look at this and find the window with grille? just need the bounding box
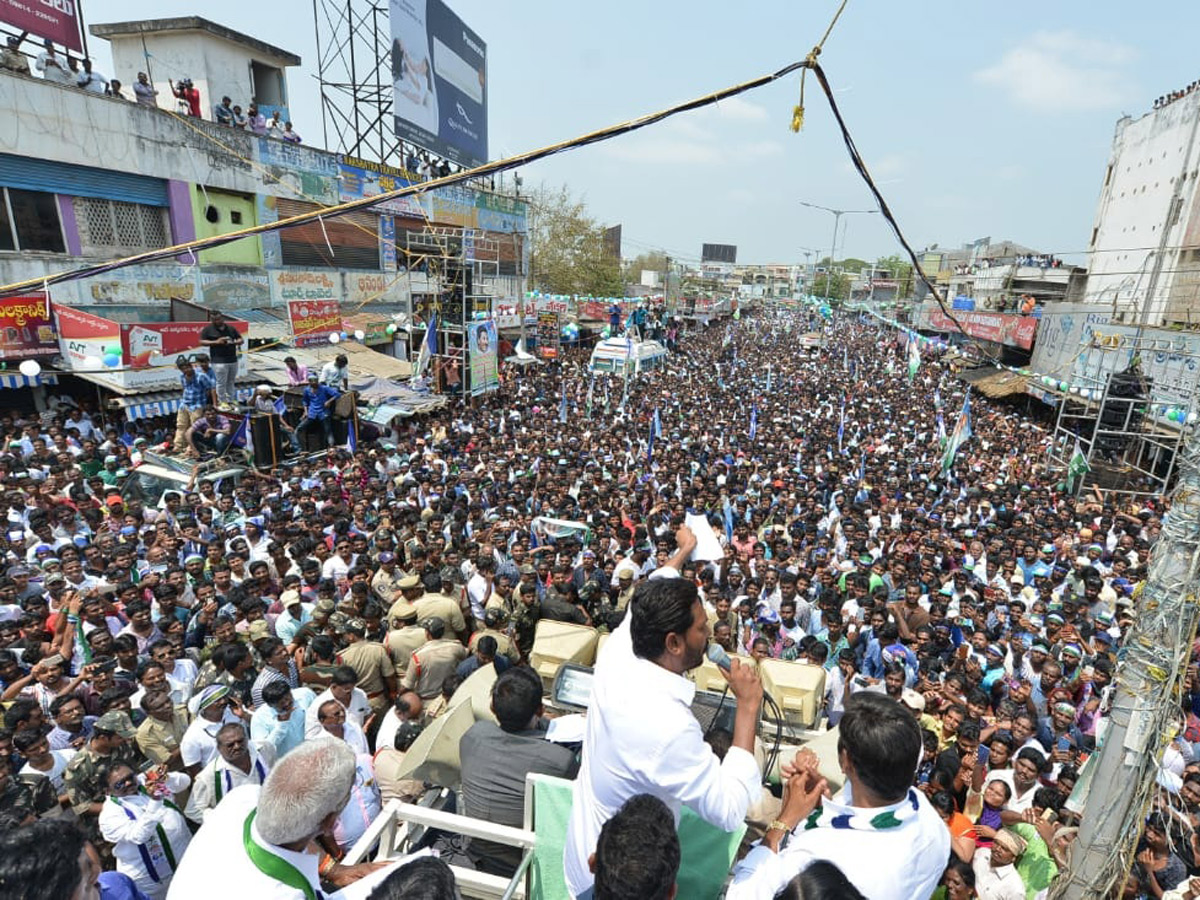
[74,197,169,254]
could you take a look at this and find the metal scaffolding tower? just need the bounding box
[401,223,500,395]
[312,0,405,164]
[1045,332,1200,499]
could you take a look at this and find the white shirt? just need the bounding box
[320,361,349,389]
[180,709,241,770]
[167,785,402,900]
[726,784,950,900]
[563,592,761,897]
[305,686,372,738]
[99,773,193,899]
[332,753,381,850]
[311,721,369,756]
[466,573,490,621]
[20,748,76,793]
[972,849,1027,900]
[989,769,1040,813]
[185,743,276,823]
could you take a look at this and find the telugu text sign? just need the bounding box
[923,308,1039,350]
[0,294,57,360]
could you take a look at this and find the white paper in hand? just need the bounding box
[685,513,724,562]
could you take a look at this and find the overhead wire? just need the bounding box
[0,58,810,298]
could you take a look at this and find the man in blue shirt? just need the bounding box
[300,371,339,449]
[173,357,215,455]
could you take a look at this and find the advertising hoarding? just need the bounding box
[920,305,1039,350]
[287,299,343,347]
[390,0,488,167]
[0,0,82,52]
[537,311,560,359]
[0,294,57,360]
[468,319,497,394]
[701,243,737,264]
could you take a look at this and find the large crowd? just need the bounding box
[0,306,1192,900]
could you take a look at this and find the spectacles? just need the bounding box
[111,774,137,790]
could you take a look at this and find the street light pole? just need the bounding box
[798,200,879,302]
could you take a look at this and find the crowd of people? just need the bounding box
[0,305,1190,900]
[1154,81,1200,111]
[0,33,304,144]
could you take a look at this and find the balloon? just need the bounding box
[329,333,341,344]
[354,330,365,341]
[1058,381,1068,391]
[385,324,397,335]
[18,360,41,378]
[103,353,120,368]
[602,325,611,338]
[1189,412,1198,425]
[340,332,349,341]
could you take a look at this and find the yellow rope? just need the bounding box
[792,0,851,132]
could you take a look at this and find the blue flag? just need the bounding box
[837,396,846,453]
[273,395,286,416]
[648,407,662,461]
[346,416,357,453]
[228,413,250,457]
[749,406,758,441]
[722,494,734,543]
[559,381,568,424]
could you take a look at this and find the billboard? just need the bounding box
[919,304,1039,350]
[390,0,488,167]
[0,294,57,360]
[537,311,560,359]
[468,319,498,395]
[701,243,737,264]
[0,0,82,52]
[287,299,343,347]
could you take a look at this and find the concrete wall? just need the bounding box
[107,31,290,123]
[1086,96,1200,324]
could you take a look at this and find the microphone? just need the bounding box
[706,642,732,672]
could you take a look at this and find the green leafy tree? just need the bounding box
[622,251,669,287]
[527,184,622,297]
[875,253,915,298]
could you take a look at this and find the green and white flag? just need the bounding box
[941,392,972,474]
[1067,436,1090,492]
[907,337,920,382]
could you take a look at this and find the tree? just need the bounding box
[527,184,622,297]
[622,251,668,288]
[874,253,915,298]
[814,271,851,301]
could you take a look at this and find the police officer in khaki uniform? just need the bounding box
[386,574,426,623]
[401,617,467,700]
[371,551,406,605]
[383,599,427,677]
[413,574,467,636]
[135,690,189,770]
[337,618,396,714]
[468,607,519,664]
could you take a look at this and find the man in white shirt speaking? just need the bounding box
[564,525,764,898]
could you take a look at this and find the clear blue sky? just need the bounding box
[84,0,1198,267]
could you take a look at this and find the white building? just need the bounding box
[91,16,300,123]
[1086,91,1200,326]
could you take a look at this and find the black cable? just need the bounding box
[0,60,808,298]
[809,63,1000,362]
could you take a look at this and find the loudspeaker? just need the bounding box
[758,658,827,730]
[529,621,599,693]
[250,414,284,467]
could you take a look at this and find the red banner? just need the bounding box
[0,293,56,360]
[924,309,1039,350]
[288,299,342,347]
[121,321,248,368]
[0,0,83,52]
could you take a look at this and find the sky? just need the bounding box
[79,0,1200,268]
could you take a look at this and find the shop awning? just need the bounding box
[959,367,1029,399]
[113,386,258,420]
[0,372,58,388]
[253,342,412,381]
